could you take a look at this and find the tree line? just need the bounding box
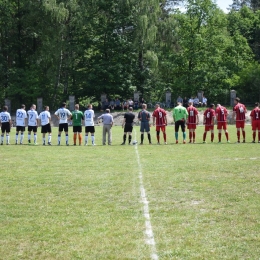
[0,0,260,112]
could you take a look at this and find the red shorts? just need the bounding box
[236,121,245,129]
[187,123,196,130]
[217,122,227,130]
[156,125,166,132]
[252,120,260,130]
[205,125,214,131]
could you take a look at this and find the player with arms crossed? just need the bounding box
[187,101,199,143]
[121,107,135,145]
[54,102,72,145]
[215,104,230,143]
[0,106,11,145]
[39,106,52,145]
[27,104,39,145]
[152,103,167,144]
[84,104,96,146]
[250,102,260,143]
[138,104,152,145]
[71,104,84,145]
[173,102,188,144]
[232,97,247,143]
[203,104,215,143]
[15,104,27,144]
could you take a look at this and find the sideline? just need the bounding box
[134,130,159,260]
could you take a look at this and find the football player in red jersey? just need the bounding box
[215,104,230,143]
[203,104,215,143]
[232,97,247,143]
[250,102,260,143]
[152,104,167,144]
[187,102,199,143]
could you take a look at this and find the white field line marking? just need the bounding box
[134,131,158,260]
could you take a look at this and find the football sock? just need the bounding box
[211,133,214,142]
[141,134,144,143]
[58,135,61,142]
[163,132,166,142]
[237,131,240,141]
[91,135,95,144]
[79,134,82,144]
[20,133,24,143]
[242,130,245,140]
[128,135,132,144]
[253,132,256,141]
[203,132,206,141]
[225,132,229,141]
[34,134,37,143]
[258,131,260,141]
[66,134,69,143]
[189,132,192,141]
[123,134,126,143]
[73,133,77,144]
[218,133,221,142]
[28,134,31,141]
[148,133,151,143]
[6,134,10,143]
[85,135,88,143]
[43,137,46,143]
[16,133,18,142]
[156,131,160,142]
[183,132,186,140]
[193,132,195,141]
[175,132,178,140]
[48,135,51,143]
[1,135,3,142]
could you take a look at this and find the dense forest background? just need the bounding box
[0,0,260,111]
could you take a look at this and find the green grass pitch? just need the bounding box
[0,125,260,259]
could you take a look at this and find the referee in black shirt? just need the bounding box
[121,107,135,145]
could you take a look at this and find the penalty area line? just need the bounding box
[134,130,159,260]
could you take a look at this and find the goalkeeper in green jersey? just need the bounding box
[71,104,84,145]
[173,102,188,144]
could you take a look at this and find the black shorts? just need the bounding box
[85,126,95,133]
[124,123,133,133]
[41,124,52,134]
[175,120,186,132]
[73,126,82,133]
[1,122,10,133]
[59,123,68,132]
[16,126,25,132]
[28,126,38,132]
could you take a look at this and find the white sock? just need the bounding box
[91,135,95,143]
[20,134,24,143]
[48,135,51,142]
[85,136,88,143]
[6,135,10,143]
[34,134,37,143]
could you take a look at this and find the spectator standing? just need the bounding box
[176,96,183,104]
[250,102,260,143]
[173,102,188,144]
[121,107,135,145]
[0,106,11,145]
[187,102,199,143]
[27,104,39,145]
[84,104,96,146]
[39,106,52,145]
[98,109,114,145]
[215,104,230,143]
[232,97,247,143]
[203,104,215,143]
[138,104,152,145]
[71,104,84,145]
[15,104,27,145]
[152,103,167,144]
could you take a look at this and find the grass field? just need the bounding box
[1,125,260,259]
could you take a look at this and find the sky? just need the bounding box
[216,0,234,13]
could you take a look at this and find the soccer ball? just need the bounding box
[132,140,137,145]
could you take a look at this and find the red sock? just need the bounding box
[79,133,82,145]
[225,132,229,141]
[203,132,206,141]
[253,132,256,141]
[218,133,221,142]
[163,132,166,142]
[211,133,214,142]
[237,131,240,141]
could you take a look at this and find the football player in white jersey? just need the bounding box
[15,104,27,144]
[27,104,39,145]
[84,104,96,145]
[39,106,52,145]
[0,106,12,145]
[54,102,72,145]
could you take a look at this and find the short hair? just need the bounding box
[61,102,66,107]
[44,106,49,110]
[209,103,215,108]
[75,104,79,109]
[87,104,92,109]
[3,106,8,111]
[188,101,193,105]
[31,104,36,108]
[106,109,110,113]
[255,102,259,107]
[142,104,147,109]
[21,104,25,109]
[128,107,133,111]
[235,97,240,102]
